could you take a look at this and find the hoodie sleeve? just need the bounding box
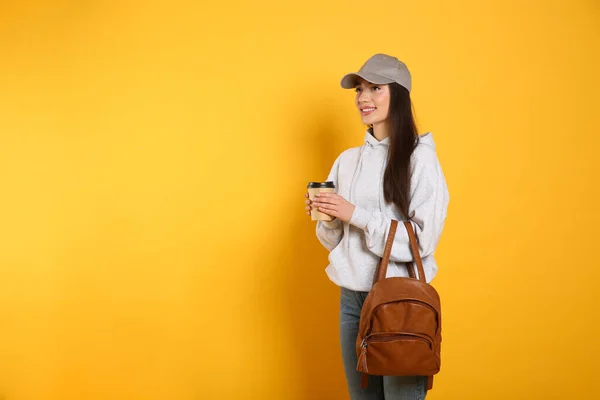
[315,153,344,252]
[348,146,449,262]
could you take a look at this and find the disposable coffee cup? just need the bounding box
[307,181,336,221]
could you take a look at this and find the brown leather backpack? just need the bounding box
[356,220,441,392]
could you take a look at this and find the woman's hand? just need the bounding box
[310,192,356,223]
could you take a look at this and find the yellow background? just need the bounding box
[1,1,599,399]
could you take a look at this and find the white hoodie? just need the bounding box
[316,130,450,292]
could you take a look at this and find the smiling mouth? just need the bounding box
[361,107,376,115]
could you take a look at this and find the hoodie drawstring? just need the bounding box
[348,144,367,205]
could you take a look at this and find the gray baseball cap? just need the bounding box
[340,53,412,92]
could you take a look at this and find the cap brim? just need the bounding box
[340,72,395,89]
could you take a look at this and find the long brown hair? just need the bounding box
[379,83,419,219]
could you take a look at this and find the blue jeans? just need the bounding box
[340,287,427,400]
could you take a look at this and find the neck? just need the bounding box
[371,121,390,141]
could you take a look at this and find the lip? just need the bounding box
[360,107,377,116]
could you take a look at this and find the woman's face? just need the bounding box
[354,78,391,127]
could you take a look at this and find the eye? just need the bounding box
[372,86,381,91]
[354,87,362,93]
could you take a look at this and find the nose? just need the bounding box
[357,90,371,104]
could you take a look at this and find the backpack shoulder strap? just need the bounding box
[373,220,398,284]
[403,221,426,283]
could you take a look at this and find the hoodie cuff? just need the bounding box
[349,206,371,231]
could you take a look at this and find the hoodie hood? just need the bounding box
[364,130,436,149]
[365,130,390,147]
[418,132,436,149]
[351,129,437,207]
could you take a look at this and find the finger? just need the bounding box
[305,199,311,205]
[305,193,308,198]
[318,204,337,212]
[318,206,337,217]
[318,193,340,203]
[305,206,311,211]
[317,197,337,206]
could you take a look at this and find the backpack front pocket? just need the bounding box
[357,332,439,376]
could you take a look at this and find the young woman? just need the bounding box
[304,54,450,399]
